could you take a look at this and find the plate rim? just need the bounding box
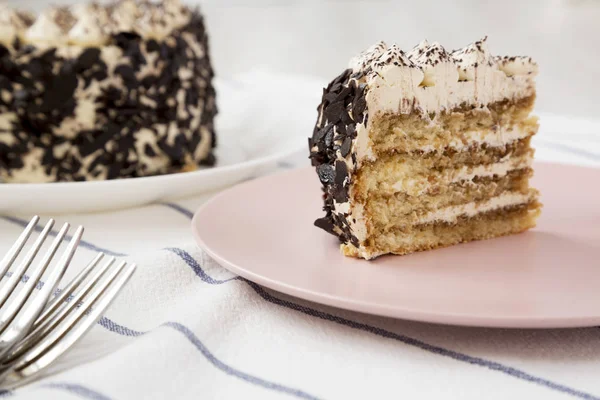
[191,162,600,329]
[0,142,303,190]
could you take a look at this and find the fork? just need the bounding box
[0,216,81,361]
[0,216,136,389]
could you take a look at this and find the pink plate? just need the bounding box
[192,162,600,328]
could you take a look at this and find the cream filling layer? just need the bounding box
[354,122,535,165]
[344,189,535,261]
[416,191,535,225]
[392,153,533,196]
[419,125,535,153]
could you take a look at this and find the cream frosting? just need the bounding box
[447,154,532,183]
[112,0,140,33]
[69,18,105,46]
[134,0,191,40]
[0,6,27,46]
[9,0,192,47]
[417,191,535,225]
[24,13,64,45]
[356,121,535,166]
[0,113,17,132]
[7,148,55,183]
[391,153,533,196]
[351,37,537,117]
[437,126,535,151]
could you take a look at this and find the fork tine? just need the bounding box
[10,260,127,366]
[33,253,105,330]
[5,226,84,343]
[5,256,116,363]
[0,222,69,357]
[7,263,136,376]
[0,219,55,320]
[0,216,39,280]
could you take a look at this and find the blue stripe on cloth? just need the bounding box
[165,248,239,285]
[2,271,45,290]
[0,216,128,257]
[165,322,320,400]
[97,316,144,337]
[94,318,321,399]
[38,383,112,400]
[0,383,111,400]
[165,246,600,400]
[160,202,195,219]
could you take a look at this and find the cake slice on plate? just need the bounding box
[309,37,541,259]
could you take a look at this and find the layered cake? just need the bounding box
[0,0,217,182]
[309,38,541,259]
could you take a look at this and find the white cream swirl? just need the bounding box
[135,0,191,40]
[11,1,193,46]
[111,0,140,33]
[0,5,28,45]
[351,37,538,118]
[24,13,64,45]
[68,10,107,46]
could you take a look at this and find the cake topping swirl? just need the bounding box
[68,6,108,46]
[408,41,454,87]
[0,5,28,46]
[349,41,387,72]
[53,7,77,32]
[24,12,64,45]
[450,36,495,81]
[372,44,415,70]
[495,55,538,76]
[344,37,538,118]
[111,0,140,33]
[412,41,451,67]
[2,0,193,47]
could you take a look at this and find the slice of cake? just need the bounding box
[309,37,541,260]
[0,0,216,183]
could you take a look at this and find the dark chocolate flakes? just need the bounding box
[0,8,217,182]
[340,136,352,157]
[314,217,335,234]
[308,65,370,248]
[323,101,344,124]
[352,96,366,122]
[316,164,335,185]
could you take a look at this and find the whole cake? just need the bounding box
[0,0,217,183]
[309,38,541,259]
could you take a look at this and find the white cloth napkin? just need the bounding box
[1,73,600,400]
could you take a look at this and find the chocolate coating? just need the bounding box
[309,68,364,247]
[0,9,217,183]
